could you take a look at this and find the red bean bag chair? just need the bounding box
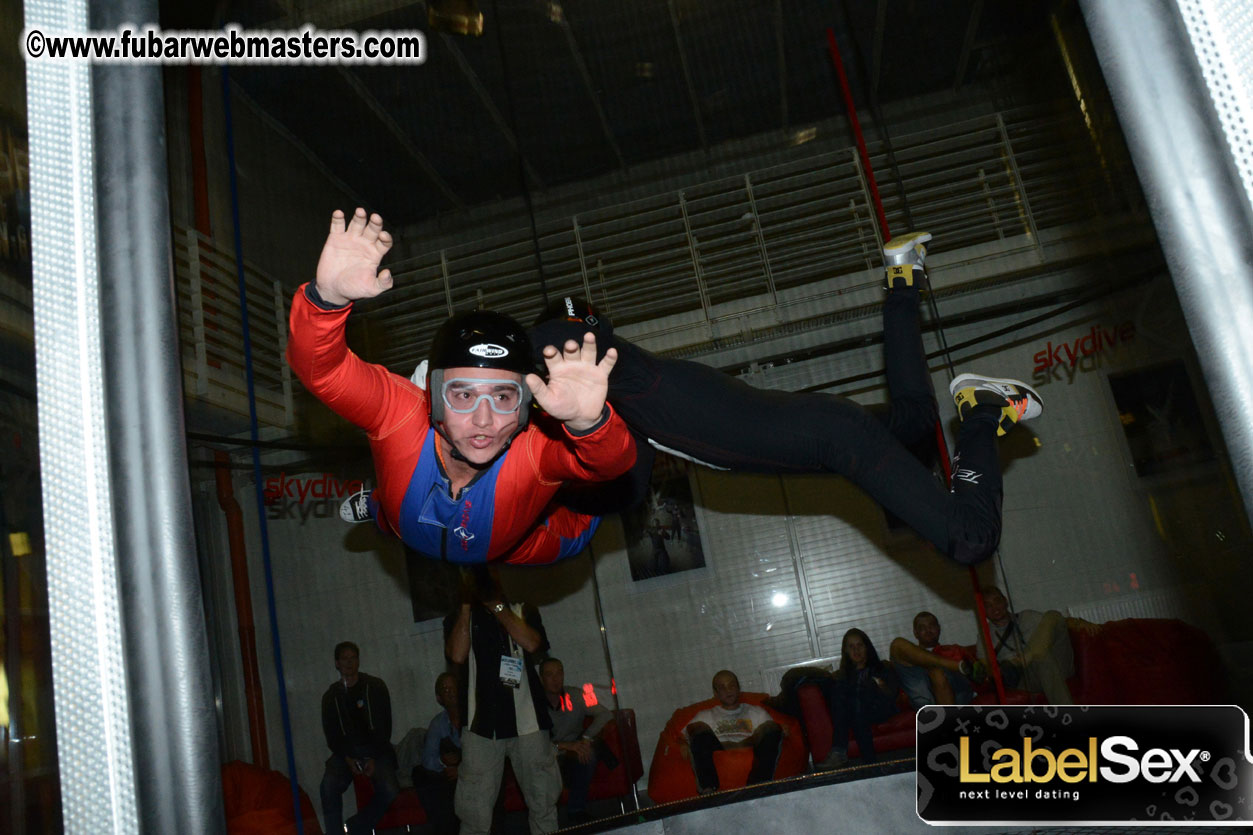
[221,760,322,835]
[646,693,806,804]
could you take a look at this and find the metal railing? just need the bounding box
[361,103,1142,372]
[172,227,292,428]
[170,103,1142,426]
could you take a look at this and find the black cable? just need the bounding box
[796,279,1122,393]
[184,430,365,453]
[489,0,550,310]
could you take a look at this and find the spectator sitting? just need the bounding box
[978,586,1099,705]
[541,658,619,825]
[890,611,985,709]
[683,670,784,795]
[319,641,399,835]
[412,671,462,835]
[816,629,899,768]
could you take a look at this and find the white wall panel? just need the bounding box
[197,260,1253,801]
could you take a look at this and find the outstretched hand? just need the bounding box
[525,333,617,431]
[315,208,394,306]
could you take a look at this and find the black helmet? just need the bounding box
[428,309,534,429]
[531,296,614,365]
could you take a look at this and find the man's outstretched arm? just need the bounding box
[286,209,423,434]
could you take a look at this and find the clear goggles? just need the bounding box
[441,377,525,415]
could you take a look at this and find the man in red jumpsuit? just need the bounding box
[286,208,636,565]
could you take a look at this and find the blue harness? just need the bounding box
[395,429,601,563]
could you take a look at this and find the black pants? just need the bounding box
[688,725,783,792]
[412,768,458,835]
[536,288,1005,564]
[819,678,899,763]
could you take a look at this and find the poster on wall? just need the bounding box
[1107,359,1215,478]
[621,451,706,582]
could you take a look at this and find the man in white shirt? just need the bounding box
[683,670,783,794]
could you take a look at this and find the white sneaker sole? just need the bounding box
[950,373,1043,421]
[883,231,933,266]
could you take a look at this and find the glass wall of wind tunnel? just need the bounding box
[0,0,60,829]
[169,0,1251,815]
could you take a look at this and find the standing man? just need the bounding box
[684,670,783,795]
[320,641,399,835]
[540,658,617,824]
[890,611,984,708]
[445,568,561,834]
[413,671,463,835]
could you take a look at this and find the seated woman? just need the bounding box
[817,629,900,768]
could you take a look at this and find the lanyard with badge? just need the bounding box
[497,604,525,688]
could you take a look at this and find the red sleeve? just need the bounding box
[520,406,636,486]
[285,282,429,438]
[933,644,973,664]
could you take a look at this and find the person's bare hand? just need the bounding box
[315,208,394,306]
[526,333,617,430]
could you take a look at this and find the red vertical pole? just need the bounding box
[825,28,890,240]
[215,452,270,768]
[826,26,1007,703]
[187,67,212,238]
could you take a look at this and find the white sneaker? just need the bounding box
[883,231,932,268]
[339,489,374,524]
[950,373,1043,437]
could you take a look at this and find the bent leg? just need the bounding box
[320,755,352,835]
[535,306,1005,563]
[895,663,936,710]
[560,750,598,815]
[882,287,939,448]
[687,727,724,792]
[1022,612,1075,704]
[356,757,400,830]
[928,667,956,705]
[746,722,784,784]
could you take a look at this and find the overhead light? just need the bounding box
[771,592,789,608]
[428,0,484,36]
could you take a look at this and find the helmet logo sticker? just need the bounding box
[468,343,509,358]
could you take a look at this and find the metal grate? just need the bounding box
[359,103,1143,373]
[172,226,292,427]
[1177,0,1253,206]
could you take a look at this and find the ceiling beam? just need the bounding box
[870,0,887,101]
[438,34,546,189]
[263,0,424,29]
[559,15,627,170]
[776,0,788,130]
[953,0,985,92]
[229,79,369,207]
[666,0,708,153]
[336,67,466,208]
